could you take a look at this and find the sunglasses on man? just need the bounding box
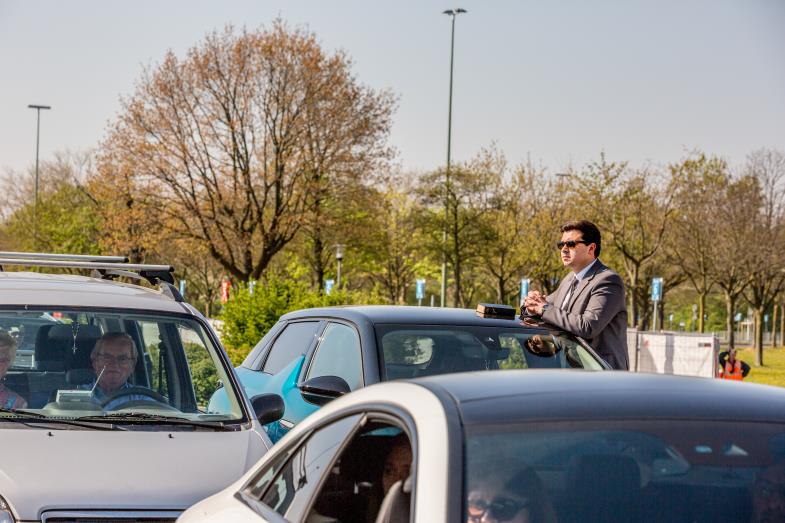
[556,240,589,250]
[467,495,529,522]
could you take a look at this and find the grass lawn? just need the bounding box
[737,347,785,388]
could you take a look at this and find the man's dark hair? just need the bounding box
[561,220,602,258]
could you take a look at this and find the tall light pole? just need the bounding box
[440,8,466,308]
[28,104,51,248]
[335,244,345,288]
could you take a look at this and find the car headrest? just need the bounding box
[47,324,103,343]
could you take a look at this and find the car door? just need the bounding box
[237,414,364,522]
[269,321,364,441]
[210,320,322,419]
[237,410,417,523]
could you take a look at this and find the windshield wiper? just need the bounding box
[75,412,229,430]
[0,408,124,430]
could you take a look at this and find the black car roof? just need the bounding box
[281,305,544,329]
[412,370,785,425]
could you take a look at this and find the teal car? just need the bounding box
[210,305,610,442]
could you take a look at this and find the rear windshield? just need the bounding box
[465,421,785,523]
[375,324,603,380]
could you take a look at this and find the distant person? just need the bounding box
[523,220,629,370]
[382,435,413,493]
[0,331,27,409]
[718,347,750,380]
[467,467,556,523]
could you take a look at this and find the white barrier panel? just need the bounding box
[627,330,719,378]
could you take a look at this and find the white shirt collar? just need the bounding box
[573,259,598,282]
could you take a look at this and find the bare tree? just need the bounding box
[667,153,729,331]
[94,22,394,281]
[713,175,760,351]
[742,149,785,363]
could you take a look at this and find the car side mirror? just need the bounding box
[250,393,285,425]
[299,375,350,406]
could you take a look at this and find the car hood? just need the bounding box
[0,428,269,520]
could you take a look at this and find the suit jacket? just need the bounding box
[541,260,629,370]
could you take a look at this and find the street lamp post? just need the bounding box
[335,244,345,289]
[28,104,51,248]
[440,7,466,308]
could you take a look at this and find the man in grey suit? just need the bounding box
[523,220,629,370]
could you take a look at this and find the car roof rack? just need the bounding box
[0,252,129,263]
[0,252,182,302]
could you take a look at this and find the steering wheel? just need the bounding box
[100,386,170,410]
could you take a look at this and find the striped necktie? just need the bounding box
[561,276,579,310]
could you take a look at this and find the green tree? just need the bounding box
[219,266,377,364]
[1,152,100,255]
[576,154,673,328]
[419,146,504,308]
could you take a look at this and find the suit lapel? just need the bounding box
[567,260,604,312]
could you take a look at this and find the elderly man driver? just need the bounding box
[82,332,151,410]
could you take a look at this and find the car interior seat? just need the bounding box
[563,454,642,523]
[374,476,411,523]
[29,324,102,407]
[46,324,103,374]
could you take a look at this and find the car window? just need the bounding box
[308,420,413,523]
[257,414,362,520]
[306,322,363,390]
[263,321,321,375]
[0,308,245,425]
[376,325,603,380]
[0,313,61,368]
[465,421,785,523]
[139,320,170,398]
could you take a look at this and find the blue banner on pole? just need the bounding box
[520,278,530,301]
[325,279,335,295]
[651,277,663,302]
[415,279,425,300]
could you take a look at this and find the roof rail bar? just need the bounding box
[91,268,175,287]
[0,258,173,283]
[91,268,181,300]
[0,252,129,263]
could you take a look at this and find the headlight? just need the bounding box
[0,496,15,523]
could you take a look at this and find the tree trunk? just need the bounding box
[754,308,764,366]
[630,264,641,329]
[781,303,785,348]
[312,230,325,293]
[725,292,736,351]
[698,292,706,333]
[497,275,505,304]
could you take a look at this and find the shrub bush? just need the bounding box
[220,272,378,365]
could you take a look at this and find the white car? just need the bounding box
[180,370,785,523]
[0,252,283,523]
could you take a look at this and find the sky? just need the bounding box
[1,0,784,178]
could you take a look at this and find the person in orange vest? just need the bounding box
[718,347,751,380]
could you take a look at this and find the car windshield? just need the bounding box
[0,308,244,425]
[375,324,603,380]
[465,420,785,523]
